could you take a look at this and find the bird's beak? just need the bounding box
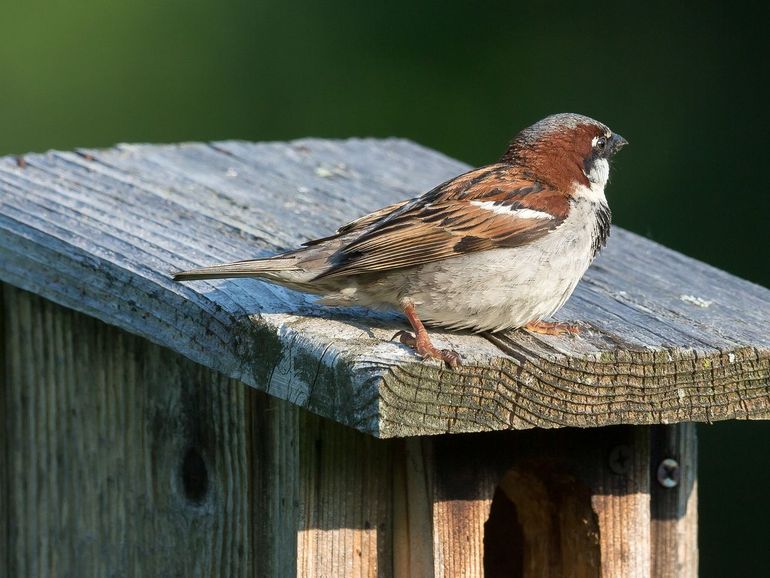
[609,133,628,155]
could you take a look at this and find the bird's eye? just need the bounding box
[596,137,607,150]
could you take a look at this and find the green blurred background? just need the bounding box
[1,0,768,573]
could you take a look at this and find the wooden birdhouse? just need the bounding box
[2,138,768,577]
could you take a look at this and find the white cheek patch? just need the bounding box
[586,158,609,187]
[470,200,554,220]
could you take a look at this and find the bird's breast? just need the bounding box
[405,197,610,332]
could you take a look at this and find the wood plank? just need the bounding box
[1,284,255,576]
[590,427,651,578]
[295,411,392,578]
[392,439,436,578]
[250,392,301,577]
[1,284,398,577]
[424,427,669,578]
[650,424,698,578]
[429,438,496,578]
[1,139,768,437]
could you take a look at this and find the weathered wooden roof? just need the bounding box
[1,139,769,437]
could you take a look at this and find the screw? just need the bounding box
[609,445,632,475]
[656,458,680,488]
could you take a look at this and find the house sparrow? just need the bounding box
[175,113,627,367]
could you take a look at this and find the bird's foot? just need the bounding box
[392,330,462,368]
[524,321,580,336]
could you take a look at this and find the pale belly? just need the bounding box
[405,241,593,332]
[318,196,607,332]
[404,197,606,331]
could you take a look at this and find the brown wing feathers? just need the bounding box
[301,200,410,247]
[314,164,569,279]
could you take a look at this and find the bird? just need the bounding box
[174,113,627,368]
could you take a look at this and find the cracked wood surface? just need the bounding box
[1,138,768,437]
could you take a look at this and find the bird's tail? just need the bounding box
[173,256,301,282]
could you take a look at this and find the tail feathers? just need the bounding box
[173,257,300,281]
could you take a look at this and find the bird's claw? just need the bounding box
[391,330,416,346]
[391,330,461,368]
[434,348,462,369]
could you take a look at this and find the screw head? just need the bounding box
[657,458,680,488]
[609,445,632,475]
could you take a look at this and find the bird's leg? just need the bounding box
[524,320,580,336]
[394,302,461,368]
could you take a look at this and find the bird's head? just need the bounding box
[502,113,627,192]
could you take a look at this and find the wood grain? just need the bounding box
[1,284,700,576]
[295,410,392,578]
[429,438,497,578]
[650,424,698,578]
[406,427,679,578]
[590,427,651,578]
[1,138,768,437]
[392,439,436,578]
[1,284,255,577]
[1,284,396,577]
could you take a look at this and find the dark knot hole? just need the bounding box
[180,447,209,503]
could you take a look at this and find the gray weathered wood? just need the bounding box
[1,284,256,577]
[1,139,769,437]
[1,284,395,577]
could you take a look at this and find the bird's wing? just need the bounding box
[314,164,570,279]
[301,200,411,247]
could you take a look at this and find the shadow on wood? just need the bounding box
[417,426,696,578]
[485,464,600,578]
